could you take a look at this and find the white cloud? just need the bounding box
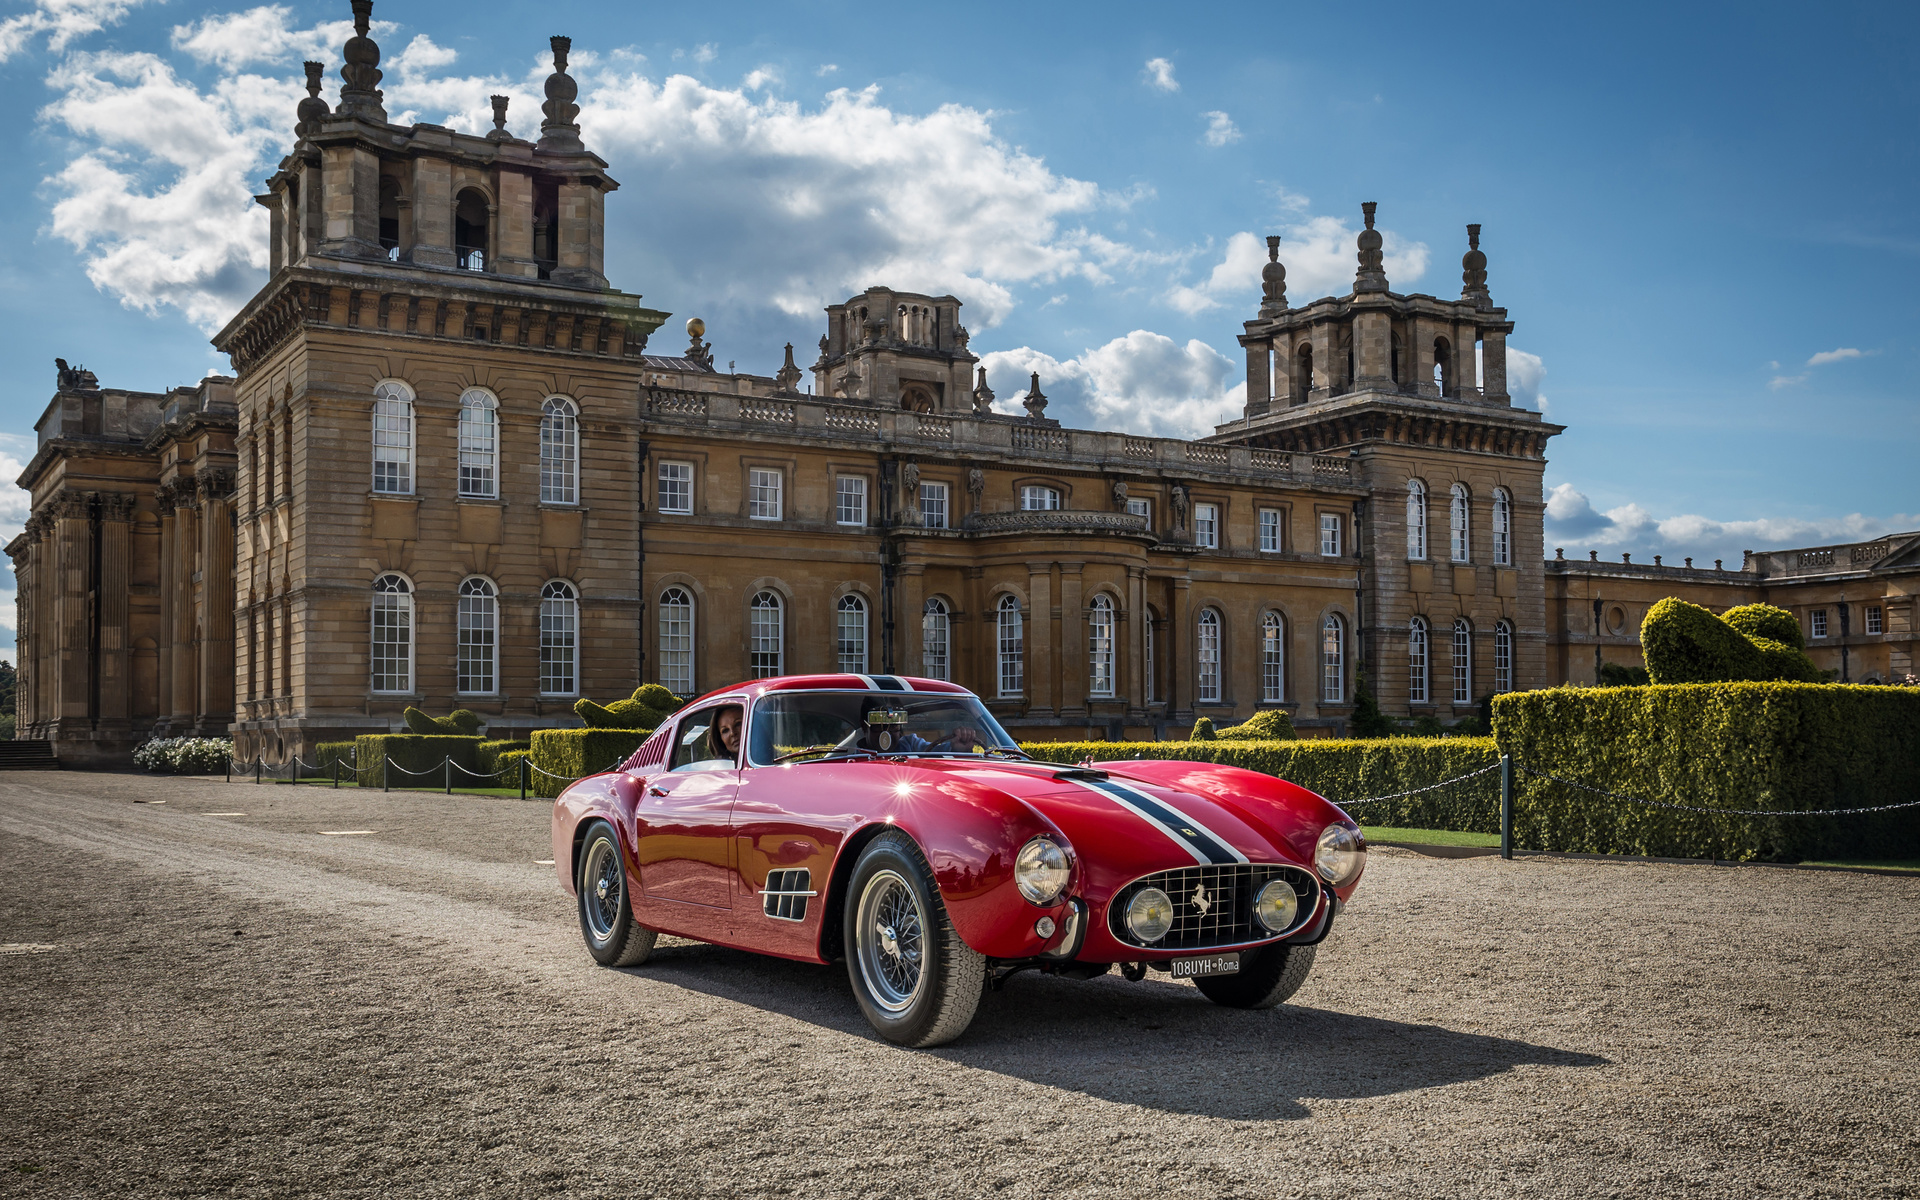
[1805,346,1863,367]
[1143,57,1178,92]
[1201,110,1240,147]
[816,63,838,77]
[1164,215,1431,314]
[0,0,146,62]
[1544,482,1920,565]
[1505,346,1546,412]
[170,5,365,71]
[0,433,32,646]
[1770,345,1873,388]
[741,67,779,92]
[979,331,1242,439]
[691,42,717,64]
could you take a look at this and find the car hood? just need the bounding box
[901,758,1313,895]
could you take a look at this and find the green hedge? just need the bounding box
[1494,683,1920,861]
[315,741,358,776]
[1020,738,1501,830]
[529,728,653,799]
[1642,598,1821,684]
[499,749,532,791]
[354,734,482,790]
[477,739,530,776]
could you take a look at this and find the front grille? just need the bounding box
[1107,863,1319,951]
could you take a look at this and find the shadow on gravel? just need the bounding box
[631,942,1608,1121]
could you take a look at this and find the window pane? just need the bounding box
[1320,514,1341,557]
[1406,482,1426,560]
[1088,597,1114,698]
[750,592,783,676]
[1452,620,1472,704]
[458,391,496,498]
[1021,486,1060,511]
[1450,485,1470,562]
[921,599,950,680]
[539,582,578,696]
[1409,619,1428,704]
[1321,616,1344,703]
[1259,509,1280,553]
[1195,504,1218,550]
[920,482,948,529]
[1127,497,1151,523]
[372,386,412,495]
[1262,613,1284,702]
[540,398,578,505]
[1493,490,1511,566]
[658,461,693,514]
[1495,622,1513,693]
[1197,610,1221,703]
[837,595,868,673]
[371,575,412,693]
[997,597,1023,697]
[659,588,694,695]
[750,469,782,520]
[836,477,867,526]
[457,579,497,694]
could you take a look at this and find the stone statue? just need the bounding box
[902,462,921,525]
[54,359,98,391]
[1171,485,1189,535]
[967,467,985,510]
[1110,479,1128,510]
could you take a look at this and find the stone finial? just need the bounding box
[1461,223,1491,308]
[539,35,584,152]
[1622,553,1631,564]
[1685,557,1693,567]
[486,94,511,141]
[1555,547,1564,559]
[1259,234,1287,317]
[1022,371,1048,420]
[685,317,713,370]
[1654,555,1662,566]
[972,366,995,415]
[1715,559,1724,570]
[774,343,803,392]
[1354,201,1388,293]
[1589,550,1598,561]
[337,0,386,122]
[296,61,331,137]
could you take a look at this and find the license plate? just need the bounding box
[1168,953,1240,979]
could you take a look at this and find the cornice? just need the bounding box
[1213,390,1564,459]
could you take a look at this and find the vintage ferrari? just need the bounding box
[552,674,1367,1047]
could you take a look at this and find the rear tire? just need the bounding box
[576,819,657,968]
[1194,942,1316,1010]
[844,831,984,1048]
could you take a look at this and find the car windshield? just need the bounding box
[747,690,1023,766]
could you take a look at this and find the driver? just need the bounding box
[896,715,984,753]
[705,705,742,762]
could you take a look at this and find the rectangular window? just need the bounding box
[749,468,782,520]
[657,461,693,514]
[371,597,411,693]
[539,594,578,696]
[1127,497,1151,524]
[920,482,949,529]
[1866,605,1883,635]
[1021,485,1061,511]
[1320,513,1342,557]
[1144,617,1156,705]
[836,476,868,526]
[1811,610,1828,639]
[1259,508,1282,553]
[457,591,497,695]
[998,603,1024,697]
[1194,503,1218,550]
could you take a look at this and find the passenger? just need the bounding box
[706,705,743,762]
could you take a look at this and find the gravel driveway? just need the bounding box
[1,771,1914,1199]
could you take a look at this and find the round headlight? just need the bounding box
[1125,887,1175,944]
[1014,837,1071,905]
[1252,878,1299,933]
[1314,823,1366,886]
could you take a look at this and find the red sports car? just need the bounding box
[552,675,1366,1047]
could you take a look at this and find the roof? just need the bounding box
[685,674,973,706]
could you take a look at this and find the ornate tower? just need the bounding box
[812,287,981,413]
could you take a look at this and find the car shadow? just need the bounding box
[630,941,1609,1121]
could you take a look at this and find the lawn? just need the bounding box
[1360,825,1500,848]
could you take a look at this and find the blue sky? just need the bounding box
[1,0,1916,656]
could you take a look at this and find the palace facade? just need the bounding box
[61,1,1905,765]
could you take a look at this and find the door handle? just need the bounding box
[649,787,667,797]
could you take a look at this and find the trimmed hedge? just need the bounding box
[574,684,681,731]
[1494,683,1920,861]
[529,728,653,799]
[404,707,484,736]
[1642,598,1821,684]
[477,739,530,777]
[315,741,358,776]
[354,734,482,789]
[1723,602,1804,651]
[1218,709,1296,740]
[499,749,532,791]
[1020,737,1501,830]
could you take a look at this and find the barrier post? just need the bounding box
[383,753,390,793]
[1499,754,1514,860]
[225,757,231,784]
[332,759,339,789]
[255,759,262,785]
[292,755,299,786]
[444,757,451,795]
[520,758,528,801]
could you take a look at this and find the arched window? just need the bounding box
[1406,479,1428,561]
[1088,594,1116,698]
[378,175,402,259]
[1492,487,1512,566]
[659,587,694,696]
[1409,616,1430,704]
[1296,342,1314,399]
[1197,608,1222,703]
[921,598,950,681]
[1145,608,1158,705]
[454,188,489,270]
[371,381,413,495]
[749,591,783,678]
[539,581,578,696]
[1433,336,1453,396]
[370,574,412,694]
[457,577,498,695]
[540,397,579,505]
[1494,620,1513,694]
[458,388,498,498]
[1261,611,1285,703]
[1452,619,1473,705]
[836,594,868,674]
[1320,618,1351,702]
[996,594,1023,698]
[1450,483,1471,563]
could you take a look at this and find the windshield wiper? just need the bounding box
[768,746,877,765]
[978,747,1033,761]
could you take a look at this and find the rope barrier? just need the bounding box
[1516,765,1920,818]
[1336,759,1504,806]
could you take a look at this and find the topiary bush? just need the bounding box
[476,738,531,778]
[1598,663,1651,687]
[1641,598,1821,684]
[403,707,484,736]
[315,741,358,777]
[1722,602,1803,651]
[529,728,653,798]
[1189,716,1217,741]
[354,734,482,789]
[1493,682,1920,861]
[1217,709,1297,740]
[574,684,683,730]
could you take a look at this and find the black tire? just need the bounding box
[844,831,985,1048]
[576,819,657,968]
[1194,942,1317,1010]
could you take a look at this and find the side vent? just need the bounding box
[762,869,817,922]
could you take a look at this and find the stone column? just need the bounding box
[1353,310,1392,387]
[1481,329,1510,403]
[321,143,382,258]
[1125,566,1147,723]
[964,567,984,695]
[1026,564,1053,718]
[1169,575,1192,724]
[199,474,235,728]
[494,168,537,279]
[96,494,133,730]
[408,156,455,268]
[53,494,92,728]
[1244,344,1271,416]
[553,180,607,289]
[155,495,175,734]
[170,495,198,723]
[897,564,925,677]
[10,543,33,730]
[1310,323,1335,399]
[1058,563,1086,720]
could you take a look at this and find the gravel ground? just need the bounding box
[1,771,1914,1199]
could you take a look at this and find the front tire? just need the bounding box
[1194,942,1316,1010]
[576,820,656,968]
[844,831,984,1048]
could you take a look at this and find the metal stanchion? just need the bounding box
[255,759,262,784]
[444,757,451,795]
[383,753,390,793]
[1499,753,1514,860]
[519,758,528,801]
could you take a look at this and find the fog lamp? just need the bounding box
[1252,878,1299,933]
[1125,887,1174,944]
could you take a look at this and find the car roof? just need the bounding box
[682,674,974,708]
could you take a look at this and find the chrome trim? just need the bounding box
[1037,897,1087,961]
[1104,863,1321,952]
[761,868,817,922]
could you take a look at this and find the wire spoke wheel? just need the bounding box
[581,834,624,942]
[855,869,926,1012]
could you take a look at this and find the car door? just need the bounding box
[634,704,741,911]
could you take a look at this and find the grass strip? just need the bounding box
[1361,825,1501,848]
